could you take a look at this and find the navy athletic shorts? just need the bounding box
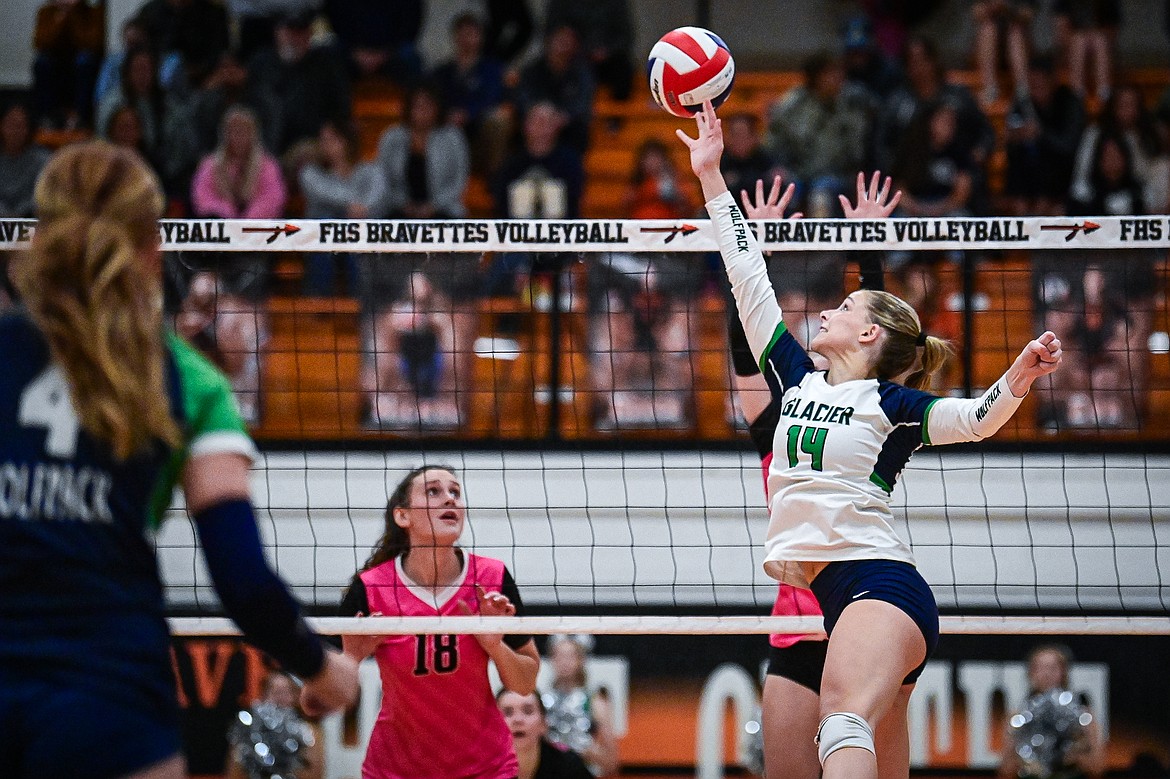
[766,639,828,694]
[0,670,181,779]
[809,559,940,684]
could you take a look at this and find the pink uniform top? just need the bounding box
[357,553,520,779]
[762,451,826,649]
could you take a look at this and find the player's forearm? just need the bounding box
[926,375,1025,444]
[488,642,539,695]
[697,167,729,203]
[707,190,785,367]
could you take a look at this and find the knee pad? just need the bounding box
[815,711,875,764]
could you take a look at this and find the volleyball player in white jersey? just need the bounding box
[679,101,1063,779]
[736,173,913,779]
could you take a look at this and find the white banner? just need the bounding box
[2,215,1169,252]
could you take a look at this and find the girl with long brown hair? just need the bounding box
[341,465,540,779]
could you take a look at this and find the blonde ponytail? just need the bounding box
[864,290,954,391]
[15,141,181,460]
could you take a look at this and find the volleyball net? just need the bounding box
[3,215,1167,635]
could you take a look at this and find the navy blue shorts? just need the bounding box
[809,559,939,685]
[767,640,828,694]
[0,671,181,779]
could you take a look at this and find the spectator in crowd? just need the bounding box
[0,103,51,218]
[624,139,695,220]
[972,0,1036,105]
[174,269,269,425]
[489,102,584,295]
[300,119,385,297]
[191,52,250,154]
[376,84,469,220]
[767,52,872,217]
[429,13,510,175]
[542,635,620,776]
[841,15,904,103]
[104,103,150,156]
[485,0,535,68]
[498,689,594,779]
[32,0,104,129]
[362,271,462,431]
[1070,85,1170,215]
[227,671,322,779]
[720,112,777,201]
[858,0,946,57]
[323,0,422,85]
[228,0,321,62]
[891,100,978,340]
[1004,55,1086,217]
[495,102,583,222]
[191,105,286,219]
[1053,0,1120,103]
[874,36,995,181]
[247,11,351,156]
[516,25,596,152]
[545,0,634,101]
[133,0,230,90]
[1035,130,1155,431]
[999,645,1105,778]
[97,46,200,199]
[95,17,183,109]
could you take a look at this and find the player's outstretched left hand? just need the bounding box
[741,175,801,220]
[1008,331,1063,394]
[840,171,902,219]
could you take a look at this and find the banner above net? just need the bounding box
[2,216,1168,252]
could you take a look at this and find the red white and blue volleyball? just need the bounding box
[647,27,736,118]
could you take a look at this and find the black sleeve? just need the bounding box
[340,574,370,616]
[747,399,781,460]
[501,567,533,650]
[728,302,761,376]
[856,254,885,292]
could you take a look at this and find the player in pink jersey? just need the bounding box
[340,465,540,779]
[732,173,910,779]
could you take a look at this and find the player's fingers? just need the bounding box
[768,175,783,206]
[778,181,795,212]
[755,177,766,207]
[1037,330,1056,346]
[839,193,851,213]
[674,128,695,147]
[741,189,752,213]
[878,175,892,203]
[886,190,903,213]
[869,170,881,199]
[856,171,866,201]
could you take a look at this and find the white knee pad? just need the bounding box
[815,711,875,764]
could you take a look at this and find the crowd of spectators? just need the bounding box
[4,0,1167,434]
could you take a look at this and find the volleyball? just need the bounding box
[647,27,736,118]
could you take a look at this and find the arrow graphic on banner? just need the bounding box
[1040,221,1100,241]
[639,224,700,244]
[241,223,301,244]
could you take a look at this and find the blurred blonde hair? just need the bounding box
[15,141,181,460]
[864,289,953,391]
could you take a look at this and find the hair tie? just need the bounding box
[916,330,928,347]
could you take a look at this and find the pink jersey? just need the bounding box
[360,553,518,779]
[762,452,825,649]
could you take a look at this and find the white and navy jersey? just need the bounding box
[709,191,1025,588]
[0,311,257,712]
